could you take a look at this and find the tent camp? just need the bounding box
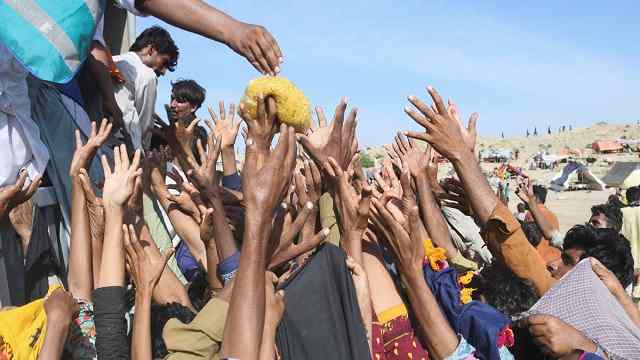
[592,140,623,153]
[549,161,606,191]
[602,162,640,189]
[480,148,512,163]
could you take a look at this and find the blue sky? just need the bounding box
[138,0,640,146]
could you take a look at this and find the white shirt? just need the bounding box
[112,51,157,150]
[0,44,49,187]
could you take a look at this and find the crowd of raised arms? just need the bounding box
[0,1,639,360]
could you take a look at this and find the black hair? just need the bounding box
[627,186,640,204]
[564,225,635,288]
[171,79,206,110]
[519,220,542,247]
[130,26,179,71]
[191,125,209,165]
[150,302,196,358]
[607,194,626,209]
[469,263,539,317]
[590,203,623,232]
[517,202,526,213]
[532,185,547,204]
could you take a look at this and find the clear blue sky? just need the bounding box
[138,0,640,146]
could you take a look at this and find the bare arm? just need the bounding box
[515,178,559,241]
[136,0,283,75]
[87,42,123,127]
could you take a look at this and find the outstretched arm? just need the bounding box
[136,0,282,75]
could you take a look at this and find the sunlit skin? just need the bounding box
[169,93,197,121]
[589,213,609,229]
[547,247,584,280]
[138,46,173,77]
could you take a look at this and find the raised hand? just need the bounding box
[371,197,425,278]
[392,132,428,178]
[515,176,535,204]
[101,144,142,208]
[69,119,113,177]
[77,168,105,245]
[243,123,297,216]
[208,101,241,150]
[439,178,473,216]
[0,170,41,220]
[447,99,478,153]
[239,94,278,153]
[225,22,283,76]
[124,224,174,294]
[44,287,78,323]
[299,98,358,174]
[403,86,477,162]
[187,132,222,197]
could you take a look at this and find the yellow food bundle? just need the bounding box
[240,76,311,132]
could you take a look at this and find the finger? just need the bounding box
[282,202,314,244]
[308,160,322,188]
[407,95,437,122]
[257,33,280,75]
[75,129,83,150]
[327,157,344,177]
[273,124,291,165]
[315,106,327,128]
[218,100,227,121]
[297,135,322,164]
[330,97,347,142]
[262,29,283,67]
[404,105,431,129]
[294,171,307,202]
[208,105,219,125]
[525,314,551,326]
[397,132,410,154]
[358,185,372,217]
[228,103,236,121]
[23,176,42,199]
[123,224,135,259]
[187,118,199,132]
[403,131,431,143]
[249,43,270,75]
[119,144,130,170]
[468,112,479,134]
[130,149,141,172]
[128,224,145,259]
[10,169,28,194]
[426,86,447,115]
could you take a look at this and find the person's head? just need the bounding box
[517,203,526,214]
[170,79,206,120]
[130,26,179,76]
[470,263,539,317]
[626,186,640,204]
[519,220,542,247]
[589,203,622,232]
[150,302,196,359]
[532,185,547,204]
[547,225,634,288]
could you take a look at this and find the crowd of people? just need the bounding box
[1,1,640,360]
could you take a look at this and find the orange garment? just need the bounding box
[525,204,561,263]
[483,202,556,296]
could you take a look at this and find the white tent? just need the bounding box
[549,161,606,191]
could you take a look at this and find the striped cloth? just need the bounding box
[530,259,640,359]
[0,0,104,83]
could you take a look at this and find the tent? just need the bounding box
[480,148,512,163]
[602,162,640,189]
[549,161,606,191]
[592,140,623,153]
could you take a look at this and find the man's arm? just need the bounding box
[135,0,282,75]
[38,289,76,360]
[515,178,561,244]
[87,42,123,128]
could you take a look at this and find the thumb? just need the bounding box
[161,247,175,265]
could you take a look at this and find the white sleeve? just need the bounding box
[550,230,564,249]
[92,16,106,47]
[113,0,148,17]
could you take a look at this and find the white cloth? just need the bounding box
[112,51,157,150]
[113,0,148,16]
[0,44,49,187]
[92,16,106,47]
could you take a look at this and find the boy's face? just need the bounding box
[547,247,584,280]
[141,47,173,77]
[169,92,196,121]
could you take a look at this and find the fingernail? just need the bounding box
[404,106,411,112]
[427,86,433,91]
[408,95,416,101]
[281,202,288,209]
[246,138,254,146]
[322,228,330,236]
[279,57,284,63]
[403,131,409,135]
[306,201,313,209]
[274,66,280,73]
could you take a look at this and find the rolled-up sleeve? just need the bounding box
[482,203,555,296]
[113,0,148,16]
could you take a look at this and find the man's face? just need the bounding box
[589,213,609,229]
[141,47,173,77]
[547,247,584,280]
[169,92,196,121]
